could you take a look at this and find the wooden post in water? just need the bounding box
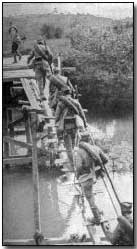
[30,111,43,245]
[7,108,16,155]
[3,107,9,158]
[58,53,62,75]
[24,110,32,155]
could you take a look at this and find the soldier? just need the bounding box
[55,87,87,170]
[49,71,75,112]
[9,22,22,63]
[27,36,53,102]
[73,138,109,225]
[101,202,133,245]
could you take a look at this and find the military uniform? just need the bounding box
[9,24,22,63]
[49,74,75,112]
[102,202,133,245]
[27,38,52,101]
[74,145,102,225]
[55,90,87,170]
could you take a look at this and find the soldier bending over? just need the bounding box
[55,87,87,170]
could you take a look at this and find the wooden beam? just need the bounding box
[14,130,26,136]
[3,64,32,71]
[3,237,93,246]
[21,78,41,110]
[22,105,55,118]
[3,64,75,73]
[12,86,24,90]
[3,156,32,165]
[3,136,32,149]
[7,109,16,155]
[8,116,24,128]
[25,113,32,155]
[30,112,43,244]
[62,67,76,72]
[3,109,9,157]
[3,69,35,82]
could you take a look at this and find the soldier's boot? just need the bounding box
[17,50,22,61]
[13,54,17,63]
[90,206,102,226]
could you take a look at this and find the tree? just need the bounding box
[41,24,63,39]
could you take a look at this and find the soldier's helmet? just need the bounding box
[37,36,44,45]
[121,202,132,215]
[62,86,71,95]
[80,130,94,144]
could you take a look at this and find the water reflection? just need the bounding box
[3,116,133,242]
[3,168,133,241]
[88,115,133,145]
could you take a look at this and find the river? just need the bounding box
[3,115,133,243]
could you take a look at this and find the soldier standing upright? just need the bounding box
[9,21,22,63]
[27,36,53,103]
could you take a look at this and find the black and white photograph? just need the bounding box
[2,2,134,246]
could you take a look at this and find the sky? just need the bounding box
[3,3,133,20]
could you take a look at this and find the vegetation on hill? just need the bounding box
[3,14,133,114]
[41,24,63,39]
[63,19,133,114]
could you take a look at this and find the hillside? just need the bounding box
[3,14,133,115]
[3,13,113,55]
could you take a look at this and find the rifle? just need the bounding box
[43,40,53,74]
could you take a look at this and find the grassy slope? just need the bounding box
[3,13,113,56]
[3,14,133,114]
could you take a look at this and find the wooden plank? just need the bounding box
[3,64,75,73]
[62,67,76,73]
[18,100,30,105]
[13,80,22,85]
[14,130,26,136]
[12,86,23,90]
[3,237,93,246]
[3,136,32,149]
[22,105,55,118]
[3,69,35,81]
[8,116,24,128]
[3,157,32,165]
[3,155,32,159]
[21,78,41,110]
[3,64,32,71]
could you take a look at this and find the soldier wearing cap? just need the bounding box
[102,202,133,245]
[27,36,53,102]
[55,87,87,170]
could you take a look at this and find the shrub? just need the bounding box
[41,24,63,39]
[55,27,63,39]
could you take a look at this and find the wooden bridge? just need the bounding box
[3,56,112,245]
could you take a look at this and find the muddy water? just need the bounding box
[3,116,133,242]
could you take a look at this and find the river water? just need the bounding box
[3,115,133,243]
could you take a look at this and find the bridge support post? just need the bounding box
[30,111,44,245]
[3,107,9,159]
[7,108,16,155]
[24,110,32,155]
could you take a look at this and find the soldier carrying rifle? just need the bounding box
[27,36,53,103]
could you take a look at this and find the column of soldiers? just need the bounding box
[27,37,133,245]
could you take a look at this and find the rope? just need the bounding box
[102,177,119,216]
